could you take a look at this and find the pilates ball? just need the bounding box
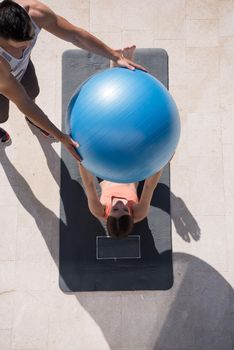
[66,67,180,183]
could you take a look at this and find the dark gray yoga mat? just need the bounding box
[59,49,173,292]
[96,235,141,260]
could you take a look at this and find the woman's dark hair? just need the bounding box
[106,214,134,238]
[0,0,34,41]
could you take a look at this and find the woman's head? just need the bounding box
[0,0,35,43]
[106,200,134,238]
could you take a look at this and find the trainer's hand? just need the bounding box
[60,134,82,162]
[115,53,147,72]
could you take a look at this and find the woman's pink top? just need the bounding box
[100,181,139,219]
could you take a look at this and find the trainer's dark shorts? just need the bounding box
[0,59,40,123]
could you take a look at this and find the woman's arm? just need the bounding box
[78,163,105,219]
[133,169,164,223]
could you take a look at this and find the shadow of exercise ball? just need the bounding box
[66,67,180,183]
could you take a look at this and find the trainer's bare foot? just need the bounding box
[110,45,136,67]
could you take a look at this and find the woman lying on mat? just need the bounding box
[78,163,163,239]
[78,46,167,239]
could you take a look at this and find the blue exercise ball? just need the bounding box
[66,67,180,183]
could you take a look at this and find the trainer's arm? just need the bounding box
[29,0,146,71]
[78,163,105,219]
[133,169,164,223]
[0,60,80,161]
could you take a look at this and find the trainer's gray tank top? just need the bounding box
[0,18,41,80]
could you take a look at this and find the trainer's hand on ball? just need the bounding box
[60,134,82,162]
[116,55,147,72]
